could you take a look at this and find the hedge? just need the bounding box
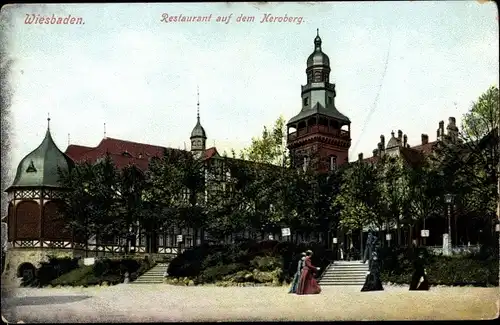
[167,240,333,285]
[49,257,153,287]
[22,256,80,287]
[379,246,499,287]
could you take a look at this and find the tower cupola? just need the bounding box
[190,86,207,153]
[7,116,75,190]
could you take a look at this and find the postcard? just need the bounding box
[1,1,499,323]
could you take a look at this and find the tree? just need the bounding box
[333,161,382,252]
[239,115,289,167]
[57,154,118,256]
[143,149,186,252]
[176,151,206,244]
[432,86,499,245]
[114,165,147,253]
[377,155,411,245]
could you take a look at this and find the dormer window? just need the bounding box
[26,160,37,173]
[138,153,143,159]
[122,151,132,157]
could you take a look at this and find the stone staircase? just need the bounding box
[319,260,369,286]
[132,263,169,284]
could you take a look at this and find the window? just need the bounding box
[314,71,322,82]
[25,160,37,173]
[328,96,333,106]
[330,156,337,171]
[303,97,309,106]
[303,156,309,172]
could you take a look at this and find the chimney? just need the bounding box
[437,120,445,140]
[397,130,403,141]
[421,134,429,145]
[403,134,408,147]
[358,153,364,161]
[380,135,385,150]
[449,117,456,126]
[373,149,378,157]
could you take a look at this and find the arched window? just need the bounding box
[314,71,322,82]
[330,155,337,171]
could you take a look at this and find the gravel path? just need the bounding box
[2,284,499,322]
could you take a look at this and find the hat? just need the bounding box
[301,252,306,256]
[306,250,313,254]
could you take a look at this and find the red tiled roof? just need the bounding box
[399,147,425,167]
[65,144,94,159]
[65,137,217,170]
[203,147,219,160]
[409,141,437,154]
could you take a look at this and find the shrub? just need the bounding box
[199,263,246,283]
[49,257,149,287]
[93,258,141,278]
[250,256,282,272]
[51,265,93,286]
[379,246,499,286]
[35,256,80,287]
[168,244,223,278]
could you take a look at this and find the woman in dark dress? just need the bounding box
[361,251,384,291]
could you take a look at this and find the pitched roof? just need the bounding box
[399,147,425,167]
[288,103,350,125]
[65,137,217,171]
[8,128,75,190]
[361,140,438,166]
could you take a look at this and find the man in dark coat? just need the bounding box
[409,249,429,290]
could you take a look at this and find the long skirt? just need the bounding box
[409,270,429,290]
[288,272,301,293]
[361,273,384,291]
[296,270,321,295]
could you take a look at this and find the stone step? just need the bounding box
[319,282,365,287]
[320,279,365,283]
[321,275,367,280]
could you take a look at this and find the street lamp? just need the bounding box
[444,193,454,254]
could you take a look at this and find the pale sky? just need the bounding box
[1,1,499,186]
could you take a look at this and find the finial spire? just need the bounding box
[317,28,319,37]
[197,85,200,121]
[47,113,51,130]
[104,123,107,138]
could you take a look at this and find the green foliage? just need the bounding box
[462,85,499,141]
[334,161,381,232]
[239,115,289,167]
[49,258,149,287]
[199,263,247,283]
[379,246,499,286]
[167,240,332,285]
[51,265,94,286]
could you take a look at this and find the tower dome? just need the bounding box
[190,87,207,153]
[307,29,330,68]
[8,118,75,190]
[190,118,207,139]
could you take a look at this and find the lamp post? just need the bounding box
[444,193,454,254]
